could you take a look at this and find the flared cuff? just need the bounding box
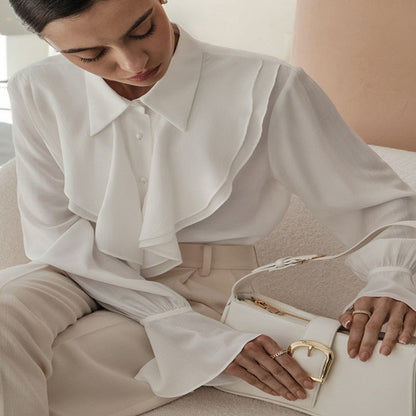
[135,310,259,397]
[345,238,416,278]
[344,267,416,312]
[344,234,416,311]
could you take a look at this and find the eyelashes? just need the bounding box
[79,49,108,63]
[130,22,156,40]
[79,23,156,63]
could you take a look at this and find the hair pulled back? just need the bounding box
[9,0,97,33]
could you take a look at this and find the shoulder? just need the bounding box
[8,55,84,99]
[193,37,307,92]
[197,38,295,72]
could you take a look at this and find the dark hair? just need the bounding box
[9,0,98,33]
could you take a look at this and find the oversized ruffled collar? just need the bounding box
[67,28,279,278]
[84,27,202,135]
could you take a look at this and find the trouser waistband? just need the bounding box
[178,243,259,276]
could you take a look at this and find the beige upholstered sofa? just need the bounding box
[1,144,415,416]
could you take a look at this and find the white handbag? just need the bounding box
[219,221,416,416]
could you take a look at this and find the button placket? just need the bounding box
[131,101,146,114]
[132,103,146,142]
[125,103,152,206]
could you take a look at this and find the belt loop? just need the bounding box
[200,245,213,277]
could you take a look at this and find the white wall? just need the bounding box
[0,35,6,80]
[4,35,49,77]
[0,0,30,35]
[164,0,297,60]
[0,0,49,79]
[0,0,298,79]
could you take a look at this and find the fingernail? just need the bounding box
[399,338,408,345]
[380,346,391,356]
[343,320,351,329]
[286,393,297,401]
[296,390,307,399]
[359,351,370,361]
[303,379,314,389]
[349,349,357,358]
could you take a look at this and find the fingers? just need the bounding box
[340,297,416,362]
[357,298,392,360]
[224,335,314,401]
[378,301,407,355]
[225,361,281,397]
[260,336,314,397]
[338,309,353,330]
[399,309,416,345]
[234,352,298,401]
[347,297,374,360]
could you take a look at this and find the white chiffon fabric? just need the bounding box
[345,229,416,310]
[6,27,416,397]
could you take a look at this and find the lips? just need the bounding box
[127,64,161,82]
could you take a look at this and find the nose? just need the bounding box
[116,45,149,73]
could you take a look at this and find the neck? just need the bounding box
[105,82,153,100]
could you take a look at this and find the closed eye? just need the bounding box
[78,23,156,63]
[79,49,108,63]
[129,22,156,40]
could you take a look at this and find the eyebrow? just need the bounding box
[59,7,153,54]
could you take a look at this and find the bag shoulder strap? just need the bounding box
[231,220,416,299]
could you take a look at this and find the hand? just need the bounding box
[224,335,315,401]
[339,296,416,361]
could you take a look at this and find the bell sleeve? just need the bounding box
[8,75,258,398]
[267,66,416,312]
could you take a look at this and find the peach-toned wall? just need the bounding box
[291,0,416,151]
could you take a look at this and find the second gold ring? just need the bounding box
[270,349,289,360]
[352,310,372,319]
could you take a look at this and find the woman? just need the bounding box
[2,0,416,415]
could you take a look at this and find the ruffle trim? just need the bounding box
[135,310,259,397]
[65,40,280,278]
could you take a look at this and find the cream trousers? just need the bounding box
[0,244,258,416]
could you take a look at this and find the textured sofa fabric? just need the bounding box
[0,158,29,269]
[0,145,415,416]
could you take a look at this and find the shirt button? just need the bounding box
[132,102,146,113]
[135,132,144,140]
[140,176,148,184]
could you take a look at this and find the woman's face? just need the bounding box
[42,0,177,98]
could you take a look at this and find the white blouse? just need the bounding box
[7,27,416,397]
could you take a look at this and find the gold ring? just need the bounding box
[352,310,372,319]
[270,350,288,360]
